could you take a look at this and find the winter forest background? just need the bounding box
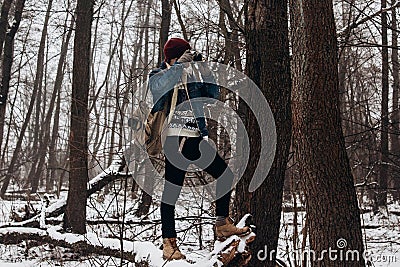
[0,0,399,266]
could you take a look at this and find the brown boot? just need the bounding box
[215,217,251,240]
[162,238,186,260]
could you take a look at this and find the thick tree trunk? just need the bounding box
[0,16,30,168]
[0,0,27,198]
[377,0,390,210]
[64,0,94,234]
[0,0,17,150]
[0,0,12,59]
[290,0,365,266]
[391,0,400,201]
[158,0,172,65]
[234,1,292,266]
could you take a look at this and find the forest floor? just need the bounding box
[0,187,398,267]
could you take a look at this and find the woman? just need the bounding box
[149,38,250,261]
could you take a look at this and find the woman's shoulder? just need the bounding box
[149,68,161,78]
[149,62,168,78]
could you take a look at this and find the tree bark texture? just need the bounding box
[234,1,292,266]
[158,0,172,65]
[0,0,27,198]
[390,0,400,201]
[64,0,94,234]
[377,0,390,209]
[0,0,13,59]
[290,0,365,266]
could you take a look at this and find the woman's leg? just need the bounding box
[161,136,187,238]
[161,136,234,237]
[181,137,234,217]
[202,148,233,217]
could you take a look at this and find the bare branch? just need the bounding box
[338,1,400,37]
[216,0,245,34]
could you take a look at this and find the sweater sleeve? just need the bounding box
[148,63,184,102]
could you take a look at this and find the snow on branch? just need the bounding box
[0,154,129,228]
[338,1,400,38]
[0,226,150,264]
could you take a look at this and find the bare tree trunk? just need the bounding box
[290,0,365,266]
[234,1,292,266]
[0,0,13,59]
[64,0,94,234]
[47,88,61,192]
[106,5,118,169]
[49,14,73,193]
[391,0,400,201]
[26,0,53,192]
[219,6,234,66]
[117,0,128,153]
[0,0,19,151]
[35,12,74,193]
[172,0,188,40]
[136,0,164,217]
[377,0,390,210]
[158,0,172,65]
[87,5,101,170]
[0,0,27,198]
[141,0,152,83]
[125,1,151,196]
[119,0,153,152]
[88,5,108,174]
[338,0,354,139]
[88,1,133,116]
[0,18,31,169]
[217,0,242,71]
[108,0,134,163]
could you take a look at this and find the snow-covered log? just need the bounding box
[0,216,256,267]
[1,157,129,228]
[0,226,149,265]
[45,215,215,226]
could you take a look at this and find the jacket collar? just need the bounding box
[160,61,168,70]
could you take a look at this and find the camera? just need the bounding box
[192,51,203,61]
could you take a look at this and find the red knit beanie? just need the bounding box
[164,38,191,62]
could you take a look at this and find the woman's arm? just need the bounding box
[148,63,184,101]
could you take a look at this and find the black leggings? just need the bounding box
[161,136,234,238]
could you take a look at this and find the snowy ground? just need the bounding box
[0,188,399,267]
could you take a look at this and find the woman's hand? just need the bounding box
[177,50,193,63]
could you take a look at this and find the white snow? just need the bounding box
[88,158,124,186]
[45,197,66,214]
[0,227,46,236]
[0,215,254,267]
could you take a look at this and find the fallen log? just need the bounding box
[45,216,216,226]
[0,217,256,267]
[0,227,150,265]
[1,157,130,228]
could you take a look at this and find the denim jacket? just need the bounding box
[148,61,219,137]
